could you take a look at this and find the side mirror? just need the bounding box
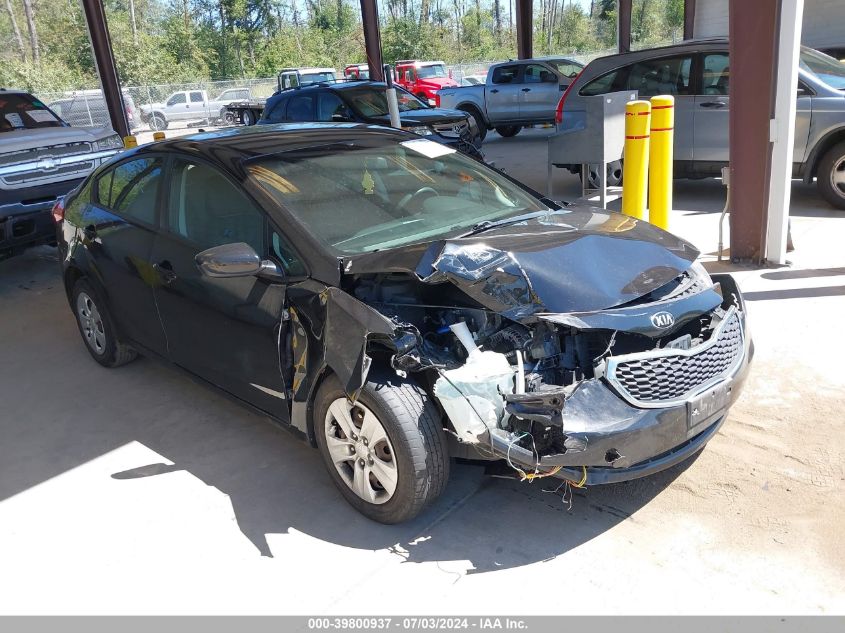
[796,86,808,96]
[196,242,282,280]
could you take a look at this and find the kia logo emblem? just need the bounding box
[650,311,675,329]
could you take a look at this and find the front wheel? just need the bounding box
[495,125,522,138]
[817,141,845,210]
[586,160,624,189]
[314,371,449,523]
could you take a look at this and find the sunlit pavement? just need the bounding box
[0,127,843,615]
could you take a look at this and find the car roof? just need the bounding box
[134,122,409,162]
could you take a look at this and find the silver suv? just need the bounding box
[0,89,123,260]
[555,38,845,209]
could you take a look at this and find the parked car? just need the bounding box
[226,68,338,126]
[0,89,123,260]
[55,123,751,522]
[48,90,139,130]
[555,39,845,208]
[139,89,210,130]
[344,64,370,80]
[437,57,584,141]
[393,60,458,105]
[258,81,483,158]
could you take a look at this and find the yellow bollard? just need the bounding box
[123,135,137,149]
[621,100,651,220]
[648,95,674,230]
[153,131,166,142]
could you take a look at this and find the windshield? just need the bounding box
[301,72,336,84]
[800,48,845,89]
[346,88,428,117]
[246,137,548,254]
[0,94,64,133]
[418,64,448,79]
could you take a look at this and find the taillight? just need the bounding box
[555,69,583,125]
[434,93,441,107]
[51,197,65,223]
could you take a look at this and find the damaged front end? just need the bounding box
[321,208,752,486]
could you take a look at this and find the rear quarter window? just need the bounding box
[579,69,623,96]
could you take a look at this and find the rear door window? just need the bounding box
[286,95,315,122]
[701,54,730,95]
[96,158,163,225]
[189,91,205,103]
[625,55,693,96]
[491,65,520,84]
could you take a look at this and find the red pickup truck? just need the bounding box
[393,60,458,105]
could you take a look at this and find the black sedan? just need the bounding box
[55,124,751,523]
[258,81,483,159]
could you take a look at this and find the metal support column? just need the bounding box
[360,0,384,82]
[683,0,696,40]
[618,0,632,54]
[515,0,532,60]
[728,0,778,263]
[766,0,804,264]
[80,0,129,138]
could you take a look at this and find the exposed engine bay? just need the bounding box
[348,262,746,473]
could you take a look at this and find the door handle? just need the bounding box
[700,101,727,108]
[153,260,177,284]
[83,224,97,240]
[521,88,531,92]
[490,88,499,94]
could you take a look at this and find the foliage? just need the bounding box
[0,0,684,91]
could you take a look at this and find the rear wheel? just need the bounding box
[586,160,624,189]
[817,141,845,210]
[149,114,167,131]
[314,371,449,523]
[242,109,256,126]
[71,279,137,368]
[495,125,522,138]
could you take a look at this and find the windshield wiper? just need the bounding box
[457,210,555,238]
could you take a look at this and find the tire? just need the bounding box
[817,141,845,210]
[150,113,168,131]
[71,279,137,368]
[495,125,522,138]
[586,160,624,189]
[314,370,449,523]
[242,109,256,126]
[458,106,487,142]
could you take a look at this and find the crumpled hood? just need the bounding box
[344,206,699,320]
[0,126,113,155]
[370,108,468,126]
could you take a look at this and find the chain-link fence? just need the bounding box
[31,41,677,136]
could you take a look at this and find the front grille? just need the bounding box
[605,309,744,407]
[0,142,94,168]
[3,161,94,185]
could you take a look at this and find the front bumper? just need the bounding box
[0,179,84,257]
[484,282,753,485]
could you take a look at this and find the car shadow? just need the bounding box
[2,246,691,575]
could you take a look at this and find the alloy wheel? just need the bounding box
[323,398,398,505]
[830,155,845,198]
[76,292,106,355]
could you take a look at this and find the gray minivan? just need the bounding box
[556,38,845,209]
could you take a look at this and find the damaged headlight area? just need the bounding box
[352,267,750,484]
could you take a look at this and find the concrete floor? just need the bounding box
[1,129,843,615]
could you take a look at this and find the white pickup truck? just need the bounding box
[139,88,251,130]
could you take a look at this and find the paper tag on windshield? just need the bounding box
[5,113,24,128]
[27,109,57,123]
[400,138,456,159]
